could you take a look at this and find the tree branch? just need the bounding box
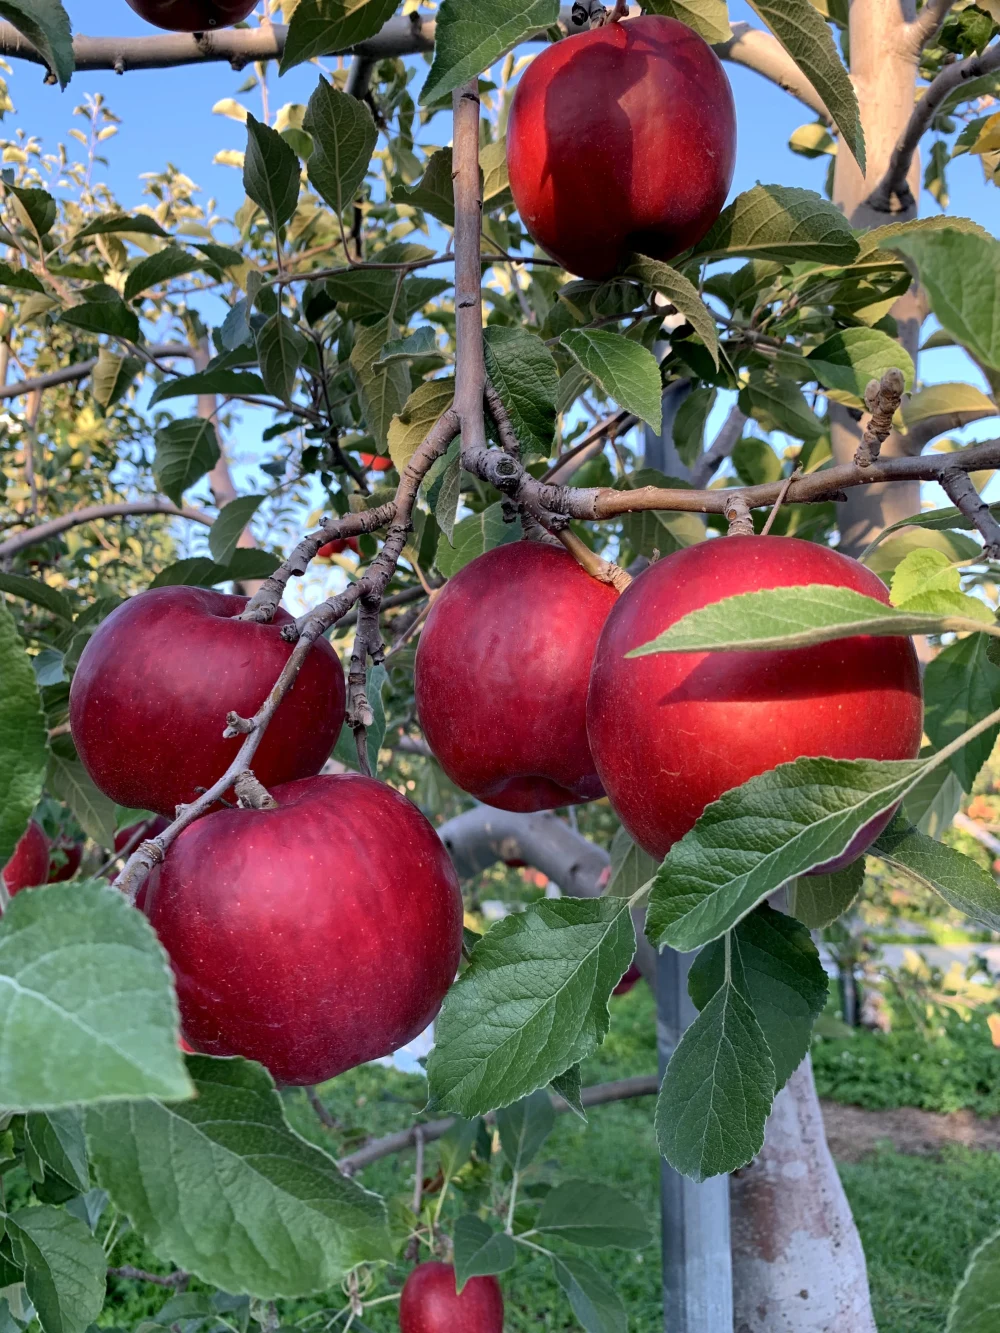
[939,466,1000,556]
[0,343,190,401]
[907,0,961,52]
[866,40,1000,213]
[714,21,829,120]
[0,501,212,559]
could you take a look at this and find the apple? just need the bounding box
[506,15,736,280]
[47,841,83,883]
[415,542,618,812]
[124,0,257,31]
[399,1263,503,1333]
[359,453,392,472]
[587,536,923,863]
[70,587,346,818]
[613,960,643,996]
[141,773,463,1086]
[317,537,360,558]
[2,821,50,898]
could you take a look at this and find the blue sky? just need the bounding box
[8,1,1000,554]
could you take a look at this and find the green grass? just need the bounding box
[100,984,1000,1332]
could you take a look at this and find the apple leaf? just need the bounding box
[71,212,169,243]
[614,468,705,559]
[552,1255,627,1333]
[0,0,73,89]
[655,966,774,1182]
[421,0,560,106]
[24,1110,89,1194]
[244,113,300,234]
[435,502,522,578]
[0,261,44,293]
[605,824,659,900]
[426,437,462,541]
[374,326,438,366]
[641,0,731,42]
[208,495,266,566]
[392,148,458,227]
[426,898,635,1116]
[123,247,201,303]
[61,292,140,343]
[387,376,455,473]
[694,184,859,266]
[903,763,965,840]
[280,0,401,75]
[0,572,73,623]
[304,77,378,216]
[148,553,280,589]
[888,228,1000,374]
[861,493,1000,559]
[0,881,192,1110]
[6,1207,105,1333]
[535,1181,652,1249]
[901,381,997,430]
[497,1090,556,1172]
[88,1055,391,1298]
[256,313,308,404]
[560,330,662,432]
[739,371,825,441]
[873,813,1000,935]
[687,903,828,1089]
[483,326,558,457]
[745,0,864,171]
[924,634,1000,792]
[149,369,267,409]
[946,1224,1000,1333]
[46,750,117,848]
[788,858,865,929]
[627,254,720,367]
[0,599,48,869]
[453,1215,516,1293]
[550,1063,586,1120]
[91,347,142,409]
[153,418,221,506]
[350,317,410,451]
[807,326,915,402]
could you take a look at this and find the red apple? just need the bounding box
[141,774,463,1086]
[124,0,257,31]
[399,1263,503,1333]
[415,543,618,812]
[587,536,923,863]
[2,821,50,898]
[47,841,83,883]
[359,453,392,472]
[613,960,643,996]
[70,587,346,818]
[506,15,736,280]
[317,537,360,558]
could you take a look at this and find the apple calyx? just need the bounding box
[234,771,279,810]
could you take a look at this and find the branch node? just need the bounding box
[724,493,755,537]
[854,370,905,467]
[223,711,256,739]
[234,771,279,810]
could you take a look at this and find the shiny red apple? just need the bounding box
[359,453,392,472]
[47,841,83,883]
[399,1263,503,1333]
[317,537,360,558]
[125,0,257,31]
[415,542,618,812]
[587,536,923,863]
[141,774,463,1085]
[70,587,346,818]
[506,14,736,280]
[2,821,49,898]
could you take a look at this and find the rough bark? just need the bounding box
[731,1058,878,1333]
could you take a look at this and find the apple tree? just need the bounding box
[0,1,999,1331]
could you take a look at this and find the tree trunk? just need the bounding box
[731,1058,877,1333]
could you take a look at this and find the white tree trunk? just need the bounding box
[731,1058,878,1333]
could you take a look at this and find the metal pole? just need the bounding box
[657,947,734,1332]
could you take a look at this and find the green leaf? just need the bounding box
[888,547,992,621]
[8,184,56,237]
[0,261,44,293]
[627,583,991,657]
[535,1180,651,1249]
[732,437,783,486]
[874,813,1000,935]
[673,386,716,468]
[88,1055,390,1297]
[903,763,964,840]
[421,0,560,105]
[24,1111,89,1194]
[6,1208,105,1333]
[482,136,511,208]
[745,1,864,171]
[551,1254,627,1333]
[392,148,458,227]
[387,376,454,472]
[426,898,635,1117]
[946,1224,1000,1333]
[61,293,140,342]
[350,317,410,451]
[123,247,201,303]
[437,1117,479,1185]
[901,381,997,432]
[452,1215,516,1292]
[641,0,731,42]
[606,824,659,900]
[0,573,73,622]
[924,634,1000,791]
[244,113,300,234]
[807,326,914,402]
[209,495,265,566]
[280,0,400,74]
[374,326,438,366]
[687,904,828,1089]
[739,372,824,441]
[694,184,859,266]
[435,502,522,578]
[550,1063,586,1120]
[149,558,240,589]
[0,600,48,869]
[0,0,73,88]
[497,1089,555,1172]
[427,437,462,542]
[888,228,1000,373]
[614,468,705,559]
[304,77,378,215]
[484,326,558,457]
[560,329,662,432]
[256,313,308,403]
[153,418,221,506]
[655,969,774,1181]
[0,881,192,1110]
[625,259,719,368]
[71,212,169,243]
[788,858,865,929]
[91,347,142,409]
[148,369,267,408]
[46,752,116,848]
[861,492,1000,558]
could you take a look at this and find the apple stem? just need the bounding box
[724,493,755,537]
[853,369,905,467]
[234,771,278,810]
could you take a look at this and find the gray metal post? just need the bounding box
[657,947,734,1332]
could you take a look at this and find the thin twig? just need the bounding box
[939,467,1000,558]
[760,467,801,536]
[0,501,213,559]
[108,1267,189,1289]
[305,1086,339,1131]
